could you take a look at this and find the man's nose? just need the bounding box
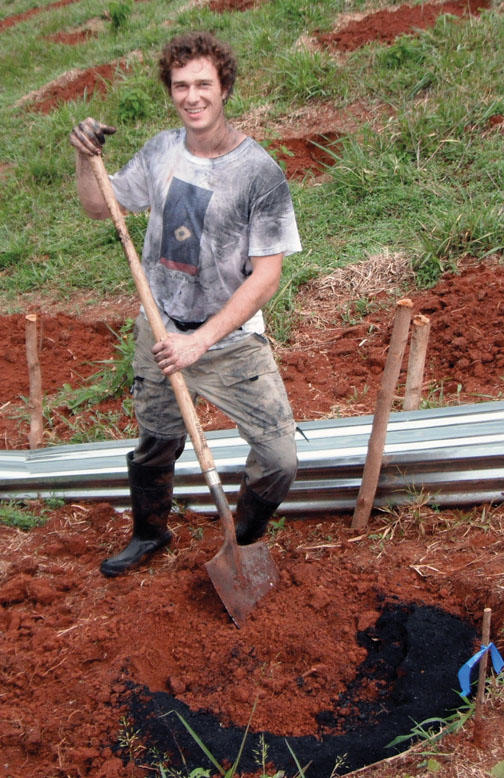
[186,85,199,103]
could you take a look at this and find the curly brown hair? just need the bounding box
[159,32,238,99]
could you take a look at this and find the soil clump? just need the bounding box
[316,0,491,52]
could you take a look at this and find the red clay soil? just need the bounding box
[317,0,492,52]
[268,131,342,179]
[24,61,132,114]
[0,0,80,33]
[46,29,98,45]
[1,259,504,777]
[209,0,267,9]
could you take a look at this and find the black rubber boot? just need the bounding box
[234,484,280,546]
[100,452,174,577]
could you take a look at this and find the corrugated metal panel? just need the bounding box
[1,401,504,513]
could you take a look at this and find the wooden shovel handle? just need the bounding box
[88,154,237,544]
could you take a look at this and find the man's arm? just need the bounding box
[152,254,284,374]
[70,117,122,220]
[75,151,113,220]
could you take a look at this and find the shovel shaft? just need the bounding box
[89,154,236,544]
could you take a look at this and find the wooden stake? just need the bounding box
[403,314,431,411]
[475,607,492,724]
[25,313,43,449]
[352,299,413,531]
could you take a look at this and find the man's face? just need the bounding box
[170,57,227,133]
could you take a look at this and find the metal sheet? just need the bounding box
[1,401,504,513]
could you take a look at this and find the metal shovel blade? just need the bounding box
[205,539,279,628]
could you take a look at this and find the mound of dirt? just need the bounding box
[0,497,503,778]
[17,55,140,114]
[316,0,491,52]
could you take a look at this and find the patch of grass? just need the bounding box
[154,708,314,778]
[415,202,504,286]
[108,0,133,34]
[47,405,136,444]
[420,380,462,407]
[266,254,319,341]
[271,49,346,103]
[0,234,31,269]
[1,0,504,343]
[51,319,135,411]
[117,86,149,122]
[0,498,63,530]
[386,695,475,751]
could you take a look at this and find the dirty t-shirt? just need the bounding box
[110,129,302,347]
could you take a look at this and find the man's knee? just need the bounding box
[245,432,298,503]
[132,433,186,467]
[273,442,298,490]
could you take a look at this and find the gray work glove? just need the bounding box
[69,116,117,156]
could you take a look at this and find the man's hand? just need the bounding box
[152,332,208,375]
[69,117,117,156]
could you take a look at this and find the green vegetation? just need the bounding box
[383,677,504,778]
[38,319,137,443]
[117,704,352,776]
[150,709,327,777]
[108,0,133,34]
[0,497,64,530]
[386,696,475,751]
[1,0,503,340]
[51,319,135,410]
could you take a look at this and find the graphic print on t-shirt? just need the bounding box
[160,178,213,276]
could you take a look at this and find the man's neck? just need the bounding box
[185,121,245,159]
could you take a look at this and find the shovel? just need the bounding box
[89,153,278,628]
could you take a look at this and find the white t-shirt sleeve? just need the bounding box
[248,178,302,258]
[109,151,151,213]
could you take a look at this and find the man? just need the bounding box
[70,31,302,577]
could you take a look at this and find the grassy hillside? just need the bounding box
[1,0,504,340]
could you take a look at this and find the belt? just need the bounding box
[170,317,207,332]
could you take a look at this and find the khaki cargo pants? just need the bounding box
[130,314,298,503]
